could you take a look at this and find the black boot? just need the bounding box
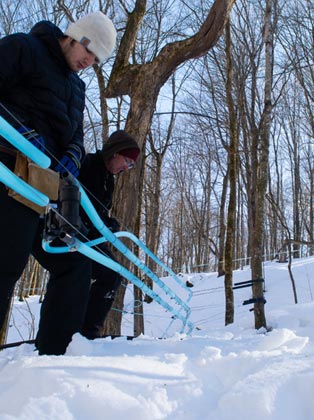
[82,292,115,339]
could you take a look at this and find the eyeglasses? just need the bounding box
[124,157,135,170]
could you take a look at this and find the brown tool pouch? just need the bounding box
[8,152,60,214]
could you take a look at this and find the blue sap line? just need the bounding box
[42,238,194,335]
[0,162,49,206]
[89,231,192,302]
[79,186,191,317]
[0,116,50,168]
[115,231,193,303]
[64,219,189,301]
[42,185,194,334]
[0,115,194,335]
[0,116,51,205]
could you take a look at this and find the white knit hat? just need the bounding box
[65,11,116,62]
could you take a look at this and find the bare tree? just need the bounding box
[102,0,235,335]
[224,19,237,325]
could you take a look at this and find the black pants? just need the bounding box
[1,153,120,353]
[33,222,122,349]
[32,223,92,355]
[82,245,122,339]
[0,153,91,355]
[0,153,40,332]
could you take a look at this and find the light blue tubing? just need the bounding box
[85,231,192,303]
[79,185,194,335]
[0,114,194,335]
[42,185,195,336]
[115,231,193,337]
[0,116,51,206]
[75,231,193,336]
[0,161,49,206]
[43,237,194,335]
[115,231,193,303]
[0,116,50,168]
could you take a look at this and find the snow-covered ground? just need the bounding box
[1,257,314,419]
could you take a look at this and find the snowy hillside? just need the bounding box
[1,257,314,419]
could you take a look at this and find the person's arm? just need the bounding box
[0,34,34,124]
[54,79,86,177]
[99,175,120,231]
[0,34,32,90]
[79,156,120,234]
[54,142,85,177]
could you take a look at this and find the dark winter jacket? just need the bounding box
[79,151,115,233]
[0,21,85,163]
[78,131,140,235]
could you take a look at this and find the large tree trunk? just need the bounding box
[251,0,274,329]
[224,20,237,326]
[103,0,236,335]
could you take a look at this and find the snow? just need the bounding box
[1,257,314,419]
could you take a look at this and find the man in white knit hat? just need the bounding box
[64,11,116,65]
[0,11,116,355]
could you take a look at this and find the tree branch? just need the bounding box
[106,0,235,97]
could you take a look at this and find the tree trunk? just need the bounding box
[224,20,237,326]
[218,171,228,277]
[251,0,275,329]
[104,0,235,334]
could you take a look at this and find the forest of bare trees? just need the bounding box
[0,0,313,339]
